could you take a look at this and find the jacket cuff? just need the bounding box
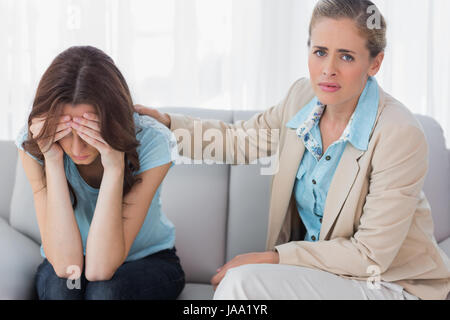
[275,242,302,265]
[168,113,187,131]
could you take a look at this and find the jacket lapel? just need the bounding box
[319,144,364,240]
[319,86,388,240]
[266,128,305,248]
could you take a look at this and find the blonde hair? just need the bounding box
[307,0,387,58]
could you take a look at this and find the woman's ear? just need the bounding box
[368,51,384,77]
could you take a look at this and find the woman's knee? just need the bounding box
[85,278,125,300]
[84,271,185,300]
[35,259,84,300]
[214,264,261,299]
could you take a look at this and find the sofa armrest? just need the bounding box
[0,217,42,299]
[0,141,18,221]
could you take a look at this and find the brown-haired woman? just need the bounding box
[16,46,185,300]
[136,0,450,300]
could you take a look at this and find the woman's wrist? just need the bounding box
[103,161,125,177]
[270,251,280,264]
[44,155,64,167]
[261,251,279,264]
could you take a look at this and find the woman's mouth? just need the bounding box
[73,155,89,160]
[319,83,341,93]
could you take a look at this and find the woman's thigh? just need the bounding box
[35,259,87,300]
[85,247,185,300]
[213,263,415,300]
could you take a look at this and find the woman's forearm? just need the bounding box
[44,158,84,277]
[85,166,125,281]
[168,113,281,165]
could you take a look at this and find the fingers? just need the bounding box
[134,104,144,111]
[82,112,100,122]
[133,105,171,128]
[72,118,108,152]
[134,104,151,114]
[71,122,106,145]
[53,127,72,142]
[76,129,108,153]
[211,266,228,287]
[65,112,108,151]
[51,122,72,141]
[72,113,100,131]
[56,121,72,132]
[210,273,222,288]
[134,105,157,116]
[70,112,105,144]
[30,115,71,138]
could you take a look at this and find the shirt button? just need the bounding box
[311,235,316,241]
[325,156,331,161]
[312,179,317,185]
[319,218,322,223]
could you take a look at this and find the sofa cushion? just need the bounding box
[0,141,18,221]
[225,110,273,260]
[438,237,450,258]
[159,107,234,284]
[227,163,272,260]
[9,157,42,244]
[161,164,229,285]
[177,283,214,300]
[0,217,43,299]
[415,115,450,243]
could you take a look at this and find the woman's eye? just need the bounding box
[342,54,354,62]
[314,50,354,62]
[314,50,326,57]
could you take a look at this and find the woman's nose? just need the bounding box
[322,58,337,77]
[71,131,86,154]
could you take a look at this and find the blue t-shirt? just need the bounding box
[15,112,179,262]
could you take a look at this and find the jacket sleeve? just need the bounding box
[275,123,429,277]
[168,78,307,164]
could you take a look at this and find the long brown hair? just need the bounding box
[22,46,141,209]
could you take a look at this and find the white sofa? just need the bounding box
[0,107,449,300]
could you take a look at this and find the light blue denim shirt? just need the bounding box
[15,112,179,262]
[286,76,379,242]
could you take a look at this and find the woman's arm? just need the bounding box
[19,116,84,278]
[84,163,171,281]
[136,78,307,165]
[19,151,84,279]
[44,157,84,277]
[84,164,124,281]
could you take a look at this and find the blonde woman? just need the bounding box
[136,0,450,300]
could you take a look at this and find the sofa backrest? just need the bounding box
[0,140,18,221]
[160,108,232,284]
[415,115,450,243]
[225,111,273,261]
[3,109,449,285]
[9,149,41,244]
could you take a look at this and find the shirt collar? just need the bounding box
[286,76,379,151]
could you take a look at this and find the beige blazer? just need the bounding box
[169,78,450,300]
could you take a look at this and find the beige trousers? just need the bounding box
[213,264,419,300]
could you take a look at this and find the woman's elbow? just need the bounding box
[85,265,117,282]
[51,261,84,280]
